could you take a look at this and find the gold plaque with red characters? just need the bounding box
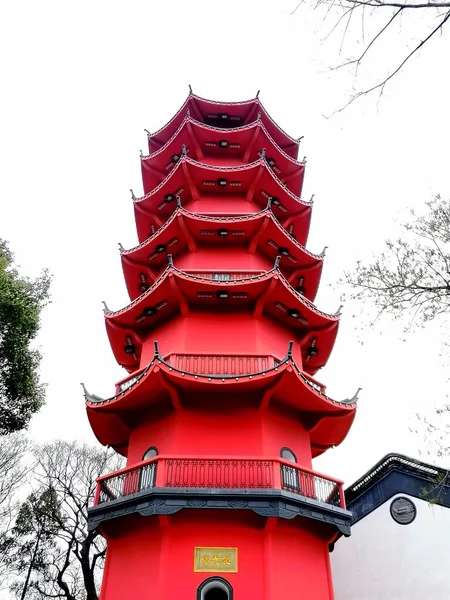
[194,547,238,573]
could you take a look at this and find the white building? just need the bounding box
[331,454,450,599]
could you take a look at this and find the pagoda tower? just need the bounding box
[84,90,358,600]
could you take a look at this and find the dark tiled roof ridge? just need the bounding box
[345,452,450,504]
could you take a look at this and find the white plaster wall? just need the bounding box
[331,493,450,599]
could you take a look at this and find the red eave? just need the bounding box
[142,117,305,197]
[104,268,338,372]
[142,152,305,199]
[136,157,311,245]
[85,355,356,455]
[120,208,323,302]
[147,93,300,159]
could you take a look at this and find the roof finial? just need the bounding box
[186,108,190,118]
[140,149,143,158]
[130,189,136,200]
[335,304,343,316]
[343,387,362,405]
[257,111,261,121]
[144,129,150,136]
[287,341,294,358]
[80,382,88,396]
[310,194,315,204]
[181,144,187,156]
[188,84,193,94]
[153,340,160,356]
[256,90,260,98]
[260,147,266,159]
[167,254,174,267]
[118,242,124,251]
[274,255,281,269]
[297,136,304,143]
[176,195,182,207]
[102,301,111,313]
[302,156,307,164]
[320,245,328,257]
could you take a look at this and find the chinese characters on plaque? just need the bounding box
[194,547,238,573]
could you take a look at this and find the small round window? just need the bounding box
[390,497,417,525]
[142,446,158,461]
[281,447,297,463]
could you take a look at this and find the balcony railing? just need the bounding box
[97,461,157,504]
[113,352,283,396]
[183,271,265,281]
[165,354,275,376]
[115,366,147,394]
[302,373,326,394]
[94,456,345,510]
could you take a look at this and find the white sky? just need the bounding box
[1,0,449,485]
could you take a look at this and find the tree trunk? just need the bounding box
[20,531,41,600]
[80,538,98,600]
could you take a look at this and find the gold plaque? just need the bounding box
[194,547,238,573]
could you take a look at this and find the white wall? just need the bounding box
[331,493,450,599]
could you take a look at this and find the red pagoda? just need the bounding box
[84,90,358,600]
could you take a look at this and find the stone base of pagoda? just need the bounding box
[97,508,343,600]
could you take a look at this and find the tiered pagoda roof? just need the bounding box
[122,206,323,301]
[133,157,312,246]
[147,91,300,157]
[84,90,357,459]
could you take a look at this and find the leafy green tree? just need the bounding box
[0,239,51,433]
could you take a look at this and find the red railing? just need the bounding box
[114,366,147,394]
[165,354,275,375]
[302,373,327,394]
[164,458,274,489]
[94,456,345,509]
[183,271,265,281]
[114,353,279,393]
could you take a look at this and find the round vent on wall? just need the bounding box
[390,497,417,525]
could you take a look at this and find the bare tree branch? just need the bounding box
[335,9,450,111]
[342,194,450,328]
[292,0,450,108]
[329,7,403,71]
[5,441,123,600]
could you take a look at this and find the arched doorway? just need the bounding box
[197,577,233,600]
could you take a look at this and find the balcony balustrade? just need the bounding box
[165,354,275,376]
[115,366,147,394]
[302,373,326,394]
[94,456,345,510]
[113,353,281,394]
[184,271,265,281]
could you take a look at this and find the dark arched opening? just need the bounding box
[197,577,233,600]
[139,446,158,490]
[280,446,300,493]
[205,587,228,600]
